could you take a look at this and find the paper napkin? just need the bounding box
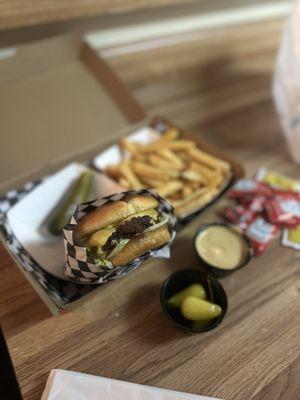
[41,370,222,400]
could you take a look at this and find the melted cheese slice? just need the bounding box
[122,208,158,222]
[88,227,115,247]
[88,209,158,248]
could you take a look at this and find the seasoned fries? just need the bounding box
[104,127,232,218]
[119,137,137,155]
[137,139,195,153]
[119,162,144,190]
[163,128,180,140]
[158,148,184,169]
[181,169,205,183]
[147,154,181,171]
[156,180,183,197]
[132,161,179,180]
[188,148,230,173]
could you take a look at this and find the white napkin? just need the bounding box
[273,1,300,164]
[41,370,222,400]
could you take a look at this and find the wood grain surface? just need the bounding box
[1,18,300,400]
[0,0,194,30]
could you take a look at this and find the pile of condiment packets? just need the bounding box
[222,168,300,255]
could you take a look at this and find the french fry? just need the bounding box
[105,164,122,180]
[118,178,130,188]
[182,185,193,197]
[163,128,180,140]
[176,151,191,163]
[190,162,218,181]
[139,139,195,153]
[188,181,201,190]
[170,187,209,207]
[174,188,218,217]
[132,161,179,180]
[156,180,183,197]
[148,154,182,171]
[188,148,230,173]
[119,138,138,156]
[133,153,147,162]
[165,140,196,151]
[168,191,184,201]
[157,149,185,169]
[209,173,225,188]
[140,177,165,187]
[119,162,144,189]
[181,169,206,183]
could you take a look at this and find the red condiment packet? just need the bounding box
[245,217,279,256]
[229,179,273,199]
[265,197,300,227]
[248,196,266,213]
[223,205,256,230]
[238,196,254,208]
[271,189,300,200]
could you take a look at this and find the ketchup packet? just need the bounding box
[229,179,273,199]
[237,196,253,208]
[270,189,300,200]
[248,196,266,213]
[223,205,256,230]
[245,217,279,255]
[265,197,300,227]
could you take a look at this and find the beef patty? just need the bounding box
[103,215,154,251]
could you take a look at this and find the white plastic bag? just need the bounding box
[273,1,300,164]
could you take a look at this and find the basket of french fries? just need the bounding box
[93,118,242,223]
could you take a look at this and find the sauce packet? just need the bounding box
[265,197,300,227]
[229,179,273,199]
[223,204,256,230]
[256,168,300,192]
[248,196,266,213]
[245,217,279,256]
[282,226,300,250]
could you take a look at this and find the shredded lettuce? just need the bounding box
[144,213,169,233]
[94,258,113,269]
[106,238,130,260]
[88,247,113,269]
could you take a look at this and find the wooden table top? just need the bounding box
[0,0,193,30]
[1,19,300,400]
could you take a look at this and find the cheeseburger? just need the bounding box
[75,194,171,268]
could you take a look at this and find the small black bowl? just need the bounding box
[160,269,228,333]
[193,222,253,278]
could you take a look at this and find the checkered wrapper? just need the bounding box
[63,189,177,284]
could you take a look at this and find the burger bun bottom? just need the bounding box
[110,223,171,267]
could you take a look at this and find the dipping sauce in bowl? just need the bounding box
[194,223,252,277]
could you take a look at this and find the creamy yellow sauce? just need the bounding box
[195,225,248,270]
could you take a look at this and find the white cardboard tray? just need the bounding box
[7,162,122,280]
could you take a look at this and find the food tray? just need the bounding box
[0,163,125,313]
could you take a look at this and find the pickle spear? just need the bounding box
[167,284,207,307]
[49,170,93,235]
[181,296,222,321]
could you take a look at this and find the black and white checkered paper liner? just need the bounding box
[63,189,177,284]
